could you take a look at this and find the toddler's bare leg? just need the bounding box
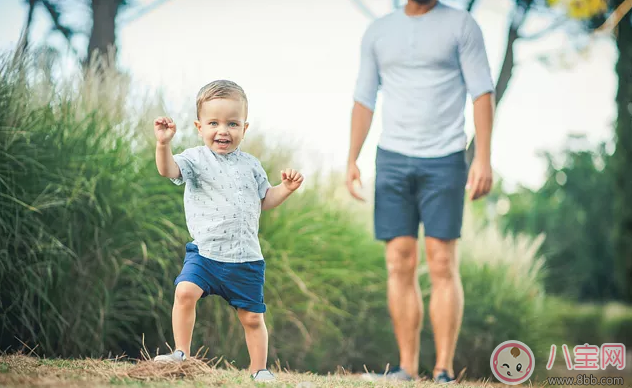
[173,282,203,357]
[237,309,268,373]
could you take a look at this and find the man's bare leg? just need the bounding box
[426,237,464,379]
[385,236,423,378]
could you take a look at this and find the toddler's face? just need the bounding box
[195,98,248,154]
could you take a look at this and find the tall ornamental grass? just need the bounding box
[0,52,188,357]
[1,51,558,379]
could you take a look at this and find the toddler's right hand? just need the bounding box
[154,117,177,145]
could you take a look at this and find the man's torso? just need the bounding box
[362,3,492,158]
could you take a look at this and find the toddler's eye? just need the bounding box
[209,121,218,126]
[229,122,238,127]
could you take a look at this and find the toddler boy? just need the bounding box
[152,80,303,383]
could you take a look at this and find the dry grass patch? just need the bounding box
[0,353,521,387]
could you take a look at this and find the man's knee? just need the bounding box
[426,238,458,281]
[386,237,418,279]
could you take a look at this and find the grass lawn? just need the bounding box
[0,353,518,388]
[2,353,628,387]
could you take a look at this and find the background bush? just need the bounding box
[1,51,609,380]
[547,297,632,349]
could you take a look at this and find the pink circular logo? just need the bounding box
[490,340,535,385]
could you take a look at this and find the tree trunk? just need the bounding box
[613,5,632,302]
[16,0,37,57]
[86,0,122,67]
[466,0,531,166]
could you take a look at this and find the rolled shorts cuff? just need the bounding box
[230,300,267,313]
[174,273,210,297]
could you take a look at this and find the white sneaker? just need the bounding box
[153,350,186,363]
[251,369,276,382]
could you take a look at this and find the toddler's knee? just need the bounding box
[175,286,200,306]
[239,311,264,330]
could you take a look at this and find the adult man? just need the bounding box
[346,0,495,383]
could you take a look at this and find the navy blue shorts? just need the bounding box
[174,243,266,313]
[374,147,467,241]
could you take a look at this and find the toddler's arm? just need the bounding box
[261,169,303,210]
[154,117,181,179]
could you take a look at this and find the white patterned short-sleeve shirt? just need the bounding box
[170,146,271,263]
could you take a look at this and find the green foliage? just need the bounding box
[612,4,632,303]
[1,51,558,379]
[0,52,187,357]
[547,297,632,348]
[499,135,619,301]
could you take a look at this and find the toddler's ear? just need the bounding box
[194,120,202,132]
[244,122,250,132]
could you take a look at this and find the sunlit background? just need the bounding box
[0,0,619,191]
[0,0,630,385]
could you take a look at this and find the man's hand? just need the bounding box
[281,168,304,192]
[154,117,176,145]
[466,157,493,200]
[346,162,365,201]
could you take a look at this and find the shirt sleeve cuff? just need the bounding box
[170,154,190,186]
[258,181,271,200]
[469,84,495,101]
[353,95,377,112]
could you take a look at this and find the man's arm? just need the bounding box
[472,92,494,165]
[458,14,495,200]
[347,22,380,201]
[348,102,374,165]
[156,143,181,179]
[467,92,494,199]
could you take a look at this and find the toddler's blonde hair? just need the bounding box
[196,80,248,119]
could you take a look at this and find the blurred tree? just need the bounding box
[16,0,170,68]
[612,0,632,302]
[499,135,618,301]
[464,0,619,165]
[86,0,126,64]
[16,0,125,67]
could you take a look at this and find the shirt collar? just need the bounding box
[207,146,242,161]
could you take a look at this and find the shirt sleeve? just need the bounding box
[458,14,495,100]
[353,22,381,111]
[170,147,199,186]
[254,159,271,200]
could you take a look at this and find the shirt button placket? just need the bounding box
[232,158,243,261]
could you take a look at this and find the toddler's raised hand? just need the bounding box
[154,117,177,145]
[281,168,304,192]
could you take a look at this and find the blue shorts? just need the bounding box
[174,243,266,313]
[374,146,467,241]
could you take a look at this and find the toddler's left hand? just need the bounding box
[281,168,304,192]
